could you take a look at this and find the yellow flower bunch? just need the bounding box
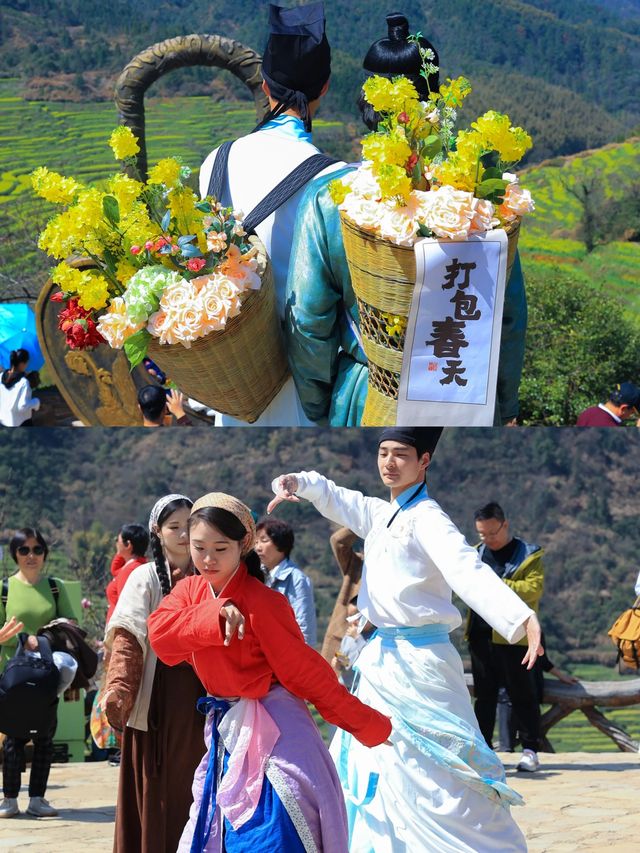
[382,312,407,339]
[31,167,81,205]
[51,263,110,311]
[148,158,182,188]
[471,111,533,163]
[328,179,350,206]
[362,130,412,171]
[109,126,140,161]
[362,75,419,115]
[377,165,412,202]
[433,76,472,109]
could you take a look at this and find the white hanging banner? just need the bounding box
[396,230,508,426]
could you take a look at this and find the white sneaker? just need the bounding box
[26,797,58,817]
[516,749,540,772]
[0,797,19,818]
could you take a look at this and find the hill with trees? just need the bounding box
[0,427,637,666]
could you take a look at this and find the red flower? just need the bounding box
[187,258,206,272]
[57,298,105,350]
[406,153,419,173]
[50,291,64,303]
[398,112,410,125]
[130,245,142,255]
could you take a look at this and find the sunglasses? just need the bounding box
[16,545,46,557]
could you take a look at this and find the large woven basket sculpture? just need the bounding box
[147,237,288,423]
[341,213,521,425]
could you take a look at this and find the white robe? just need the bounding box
[199,119,343,427]
[292,471,532,853]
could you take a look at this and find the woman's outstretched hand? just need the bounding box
[267,474,300,514]
[0,616,24,644]
[220,602,245,646]
[521,613,543,670]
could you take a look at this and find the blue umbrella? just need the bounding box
[0,303,45,371]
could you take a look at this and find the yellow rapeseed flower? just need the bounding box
[328,179,350,206]
[31,167,81,205]
[108,174,143,212]
[377,164,412,201]
[115,259,139,285]
[77,274,111,311]
[439,76,472,107]
[109,126,140,161]
[51,262,93,295]
[363,76,397,113]
[147,158,182,188]
[363,131,412,170]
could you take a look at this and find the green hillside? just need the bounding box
[518,140,640,314]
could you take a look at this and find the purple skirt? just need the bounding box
[178,685,349,853]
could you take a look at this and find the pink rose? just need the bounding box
[499,182,535,222]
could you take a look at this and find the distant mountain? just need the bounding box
[0,0,638,164]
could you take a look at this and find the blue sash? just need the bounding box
[190,696,230,853]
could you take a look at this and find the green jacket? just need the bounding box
[465,540,544,646]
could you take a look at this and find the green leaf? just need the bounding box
[417,222,433,237]
[124,328,152,370]
[482,167,504,181]
[102,195,120,225]
[475,178,508,199]
[195,201,211,212]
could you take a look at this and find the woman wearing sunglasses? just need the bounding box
[0,527,76,819]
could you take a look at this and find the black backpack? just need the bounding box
[0,633,59,739]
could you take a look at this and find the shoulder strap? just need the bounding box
[47,577,59,615]
[206,140,234,200]
[243,154,338,233]
[1,578,8,608]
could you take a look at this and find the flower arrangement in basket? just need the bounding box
[329,38,535,425]
[32,128,288,421]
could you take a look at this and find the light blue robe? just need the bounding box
[285,168,527,426]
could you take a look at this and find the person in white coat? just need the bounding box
[0,349,40,427]
[269,427,543,853]
[199,1,344,427]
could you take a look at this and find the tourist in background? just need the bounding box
[0,528,75,818]
[255,517,317,645]
[0,349,41,427]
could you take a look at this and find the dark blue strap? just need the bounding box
[206,140,233,201]
[190,697,231,853]
[242,153,337,233]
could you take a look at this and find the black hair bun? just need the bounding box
[386,13,409,42]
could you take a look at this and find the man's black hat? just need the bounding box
[378,427,443,457]
[258,2,331,132]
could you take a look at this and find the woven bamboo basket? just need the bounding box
[340,212,521,426]
[147,237,288,423]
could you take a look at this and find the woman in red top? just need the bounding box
[148,492,391,853]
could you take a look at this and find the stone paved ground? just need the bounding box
[0,752,638,851]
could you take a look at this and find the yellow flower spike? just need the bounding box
[31,167,81,205]
[329,179,350,206]
[51,262,93,295]
[76,274,111,311]
[147,158,182,188]
[109,126,140,161]
[108,174,143,211]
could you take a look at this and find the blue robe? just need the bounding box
[284,167,527,426]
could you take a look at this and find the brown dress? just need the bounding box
[113,661,205,853]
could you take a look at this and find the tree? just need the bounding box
[519,267,640,424]
[558,166,604,253]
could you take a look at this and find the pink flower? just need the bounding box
[144,240,154,250]
[130,245,141,255]
[187,258,206,272]
[81,598,92,609]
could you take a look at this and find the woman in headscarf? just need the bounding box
[103,494,205,853]
[148,492,391,853]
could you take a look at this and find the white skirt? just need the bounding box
[330,626,528,853]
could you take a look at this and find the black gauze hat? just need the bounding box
[378,427,443,457]
[363,12,439,98]
[259,2,331,132]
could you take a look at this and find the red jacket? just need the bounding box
[105,554,148,624]
[148,564,391,747]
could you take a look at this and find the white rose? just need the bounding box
[469,198,499,234]
[420,185,476,240]
[378,202,419,247]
